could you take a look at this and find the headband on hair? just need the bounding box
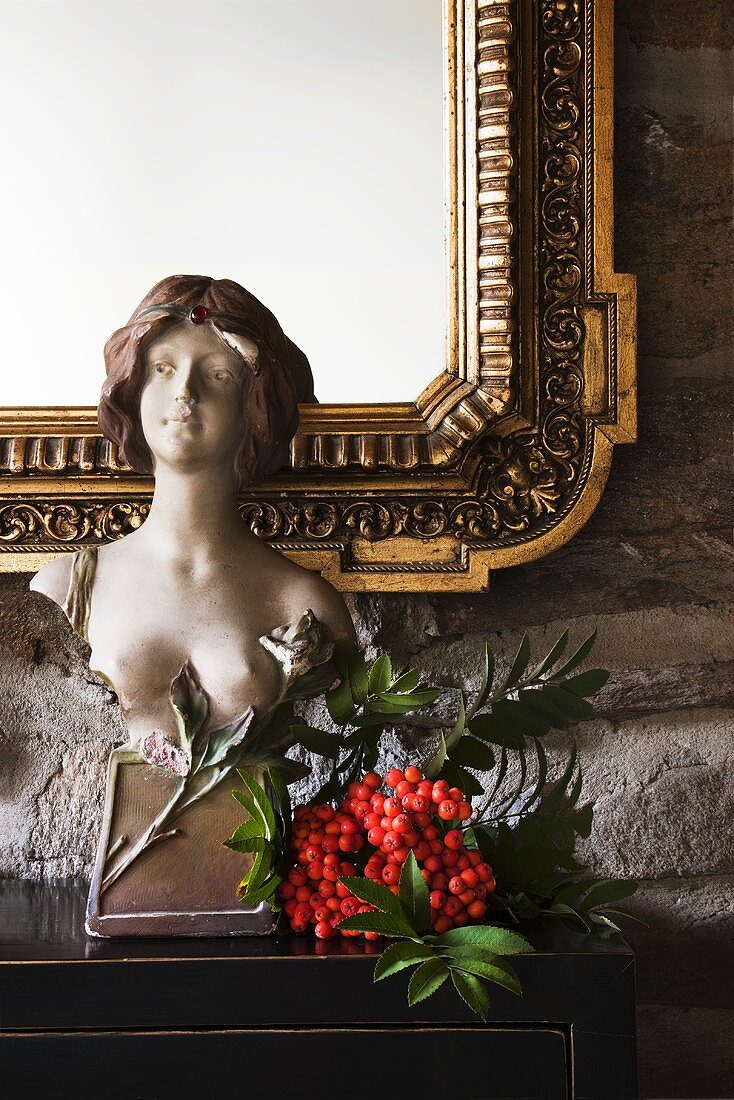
[135,303,267,374]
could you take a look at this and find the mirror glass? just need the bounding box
[0,0,444,408]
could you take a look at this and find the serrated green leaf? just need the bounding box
[225,819,264,845]
[231,788,262,825]
[390,668,421,694]
[445,691,466,752]
[562,668,610,697]
[527,630,569,681]
[346,648,370,705]
[450,969,489,1021]
[266,766,291,831]
[239,871,282,908]
[447,952,522,997]
[554,630,597,678]
[580,878,638,911]
[224,835,272,856]
[291,724,340,759]
[471,643,495,715]
[469,713,525,749]
[373,940,436,982]
[376,686,440,704]
[517,688,574,728]
[432,924,533,956]
[450,734,495,772]
[452,766,485,797]
[325,678,357,725]
[368,653,392,695]
[543,745,578,810]
[492,698,552,738]
[237,769,277,840]
[399,852,431,935]
[337,911,419,939]
[422,731,447,780]
[542,685,594,720]
[339,875,413,920]
[407,958,450,1006]
[502,633,531,691]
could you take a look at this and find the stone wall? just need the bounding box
[0,3,732,1096]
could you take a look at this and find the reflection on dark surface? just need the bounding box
[0,878,628,963]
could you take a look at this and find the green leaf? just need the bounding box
[407,958,450,1006]
[470,643,495,716]
[445,691,467,752]
[492,698,552,738]
[337,911,420,939]
[225,819,264,845]
[383,689,441,706]
[266,766,291,827]
[450,969,489,1021]
[543,744,578,810]
[236,769,277,840]
[432,924,533,956]
[239,871,283,908]
[399,852,431,935]
[325,679,357,725]
[469,713,525,749]
[562,668,610,697]
[422,732,447,780]
[339,875,413,921]
[554,630,597,678]
[373,940,436,982]
[368,653,392,695]
[517,688,574,728]
[542,685,594,720]
[450,766,485,797]
[390,668,421,694]
[580,878,638,911]
[346,647,370,705]
[527,630,569,681]
[231,788,262,825]
[291,724,340,759]
[447,952,522,997]
[502,632,531,691]
[224,835,272,856]
[450,735,496,772]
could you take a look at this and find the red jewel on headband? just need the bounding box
[189,305,208,324]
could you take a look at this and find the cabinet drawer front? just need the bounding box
[1,1027,568,1099]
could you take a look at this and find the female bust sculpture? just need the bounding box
[31,275,354,936]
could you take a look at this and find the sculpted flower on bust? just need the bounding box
[141,730,190,777]
[259,609,335,690]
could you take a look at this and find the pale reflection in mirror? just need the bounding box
[0,0,444,406]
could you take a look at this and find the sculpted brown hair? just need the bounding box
[98,275,315,486]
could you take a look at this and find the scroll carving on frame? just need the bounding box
[0,0,635,592]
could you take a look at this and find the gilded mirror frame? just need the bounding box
[0,0,635,592]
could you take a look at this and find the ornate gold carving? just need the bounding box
[0,0,636,590]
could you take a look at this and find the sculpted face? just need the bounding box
[140,321,258,477]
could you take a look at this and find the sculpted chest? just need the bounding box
[85,562,284,740]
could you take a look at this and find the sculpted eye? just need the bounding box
[153,362,173,376]
[211,369,235,382]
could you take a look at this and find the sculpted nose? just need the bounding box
[175,373,197,405]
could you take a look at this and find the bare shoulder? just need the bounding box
[280,564,355,646]
[29,552,75,607]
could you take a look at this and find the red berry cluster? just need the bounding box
[279,765,496,938]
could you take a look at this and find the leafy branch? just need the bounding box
[292,646,440,805]
[337,851,533,1021]
[224,767,293,910]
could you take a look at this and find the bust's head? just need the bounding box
[99,275,315,486]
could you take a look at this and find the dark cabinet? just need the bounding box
[0,881,636,1099]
